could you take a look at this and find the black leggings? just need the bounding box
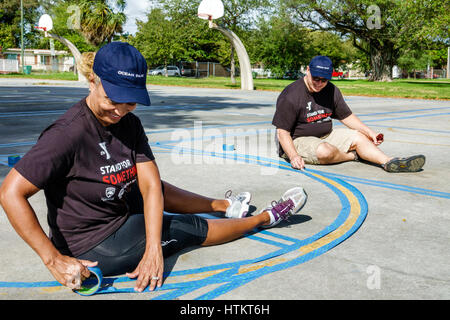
[76,213,209,276]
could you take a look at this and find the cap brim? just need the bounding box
[101,78,151,106]
[309,68,332,80]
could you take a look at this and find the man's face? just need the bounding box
[305,66,329,93]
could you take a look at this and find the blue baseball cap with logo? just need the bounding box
[309,56,333,80]
[93,42,150,106]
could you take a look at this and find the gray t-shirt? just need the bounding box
[15,98,154,256]
[272,78,352,156]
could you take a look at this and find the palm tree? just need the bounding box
[78,0,126,47]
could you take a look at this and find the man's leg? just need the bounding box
[348,131,392,165]
[316,142,356,164]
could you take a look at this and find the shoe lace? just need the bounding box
[271,199,295,220]
[225,190,247,202]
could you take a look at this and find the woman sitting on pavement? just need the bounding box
[0,42,307,293]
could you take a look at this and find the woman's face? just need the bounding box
[87,80,137,126]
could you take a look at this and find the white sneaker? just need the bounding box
[259,186,308,228]
[279,187,308,214]
[225,190,251,218]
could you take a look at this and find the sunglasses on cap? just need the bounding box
[312,76,328,83]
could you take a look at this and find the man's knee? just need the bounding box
[351,131,369,149]
[316,142,338,162]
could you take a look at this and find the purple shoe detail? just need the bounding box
[262,199,295,228]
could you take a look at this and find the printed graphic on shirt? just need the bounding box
[100,159,137,186]
[305,102,332,123]
[101,187,116,202]
[98,142,111,159]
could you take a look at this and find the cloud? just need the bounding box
[123,0,151,34]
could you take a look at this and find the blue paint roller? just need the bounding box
[222,144,235,151]
[8,155,21,167]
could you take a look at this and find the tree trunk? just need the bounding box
[369,42,395,81]
[230,44,236,85]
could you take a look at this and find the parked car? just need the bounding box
[180,65,195,76]
[283,70,304,80]
[332,70,344,79]
[149,65,180,76]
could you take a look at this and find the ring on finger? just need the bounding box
[151,276,159,280]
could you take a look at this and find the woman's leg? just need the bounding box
[162,180,229,213]
[202,212,270,246]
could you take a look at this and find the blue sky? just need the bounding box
[123,0,151,35]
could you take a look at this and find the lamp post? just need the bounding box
[447,46,449,79]
[198,0,254,91]
[20,0,25,73]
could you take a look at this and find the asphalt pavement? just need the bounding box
[0,78,449,302]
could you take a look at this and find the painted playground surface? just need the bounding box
[0,79,449,300]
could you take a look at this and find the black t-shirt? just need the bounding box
[272,78,352,156]
[15,98,154,256]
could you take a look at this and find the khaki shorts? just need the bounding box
[285,128,358,165]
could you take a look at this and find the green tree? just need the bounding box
[159,0,270,82]
[43,0,126,50]
[76,0,126,46]
[0,0,40,50]
[251,13,311,77]
[397,48,430,78]
[218,0,271,83]
[282,0,450,81]
[130,8,186,69]
[308,31,357,70]
[131,2,229,70]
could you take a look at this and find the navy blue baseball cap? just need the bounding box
[93,42,150,106]
[309,56,333,80]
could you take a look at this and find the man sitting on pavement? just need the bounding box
[272,55,425,173]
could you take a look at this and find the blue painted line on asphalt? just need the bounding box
[0,142,35,148]
[355,124,450,134]
[1,101,448,297]
[363,112,450,122]
[258,229,303,243]
[0,147,365,300]
[357,106,450,117]
[245,234,292,248]
[152,143,450,200]
[311,169,450,199]
[2,126,447,200]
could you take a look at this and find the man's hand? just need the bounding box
[290,154,305,170]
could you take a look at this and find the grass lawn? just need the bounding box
[0,71,78,81]
[147,76,450,100]
[1,72,449,100]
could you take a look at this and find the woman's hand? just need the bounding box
[46,255,98,289]
[126,243,164,292]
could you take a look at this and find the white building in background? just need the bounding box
[0,48,75,73]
